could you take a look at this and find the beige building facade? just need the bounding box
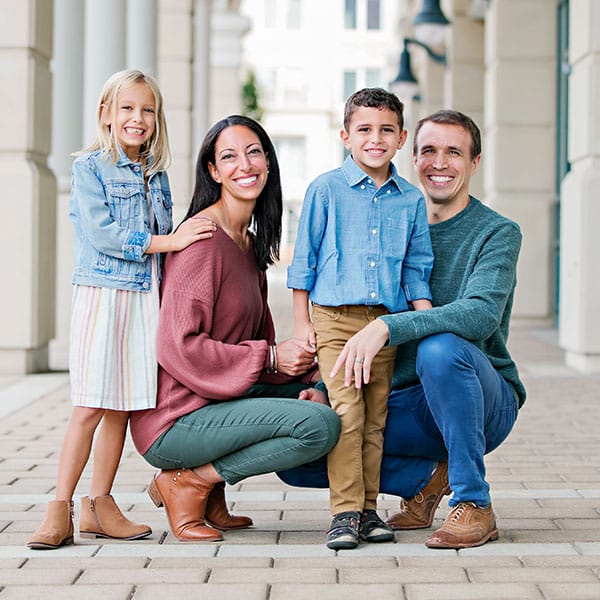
[0,0,597,374]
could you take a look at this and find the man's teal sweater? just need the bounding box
[381,197,526,407]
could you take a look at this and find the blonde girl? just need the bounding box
[28,70,214,549]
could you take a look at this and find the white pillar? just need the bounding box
[558,3,600,373]
[444,0,484,199]
[483,0,557,322]
[83,0,127,146]
[48,0,85,370]
[127,0,157,74]
[209,0,250,122]
[158,0,197,222]
[194,0,211,155]
[0,0,56,373]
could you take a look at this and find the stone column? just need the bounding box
[127,0,157,74]
[444,0,484,199]
[158,0,201,222]
[209,0,250,122]
[48,0,85,370]
[82,0,127,146]
[194,0,211,156]
[558,3,600,372]
[483,0,557,322]
[0,0,56,373]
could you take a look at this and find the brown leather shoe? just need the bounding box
[425,502,499,549]
[79,495,152,540]
[205,482,253,530]
[27,500,74,549]
[386,461,450,530]
[148,468,223,542]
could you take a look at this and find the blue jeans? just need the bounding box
[277,333,518,507]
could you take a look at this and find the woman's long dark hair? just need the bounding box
[184,115,282,271]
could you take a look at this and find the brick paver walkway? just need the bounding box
[1,268,599,599]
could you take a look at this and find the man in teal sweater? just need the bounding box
[278,110,525,550]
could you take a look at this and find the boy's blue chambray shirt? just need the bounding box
[69,147,173,292]
[287,155,433,312]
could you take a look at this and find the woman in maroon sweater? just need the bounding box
[130,115,340,542]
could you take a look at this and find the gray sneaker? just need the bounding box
[360,509,395,543]
[326,511,361,550]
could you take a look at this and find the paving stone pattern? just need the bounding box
[0,269,599,599]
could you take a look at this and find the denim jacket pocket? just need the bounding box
[106,182,145,227]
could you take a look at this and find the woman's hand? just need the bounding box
[329,319,390,388]
[298,388,329,406]
[275,338,317,377]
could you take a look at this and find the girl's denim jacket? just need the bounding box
[69,148,173,292]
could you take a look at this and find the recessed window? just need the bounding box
[367,0,380,30]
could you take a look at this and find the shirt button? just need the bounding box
[373,197,378,203]
[368,179,372,184]
[143,282,150,289]
[371,229,377,235]
[387,189,391,194]
[370,292,376,298]
[360,185,366,190]
[134,166,140,172]
[370,261,376,267]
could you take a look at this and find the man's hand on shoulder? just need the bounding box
[330,318,390,388]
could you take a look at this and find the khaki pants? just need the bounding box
[312,304,397,514]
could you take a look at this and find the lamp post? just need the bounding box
[413,0,450,46]
[389,0,450,102]
[390,37,446,102]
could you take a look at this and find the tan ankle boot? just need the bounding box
[148,468,223,542]
[205,482,253,530]
[79,495,151,540]
[27,500,74,549]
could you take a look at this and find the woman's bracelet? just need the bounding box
[267,344,278,373]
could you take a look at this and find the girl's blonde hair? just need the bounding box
[82,69,171,177]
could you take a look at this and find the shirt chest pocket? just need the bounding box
[106,183,145,227]
[383,217,409,260]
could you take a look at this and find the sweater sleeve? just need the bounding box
[156,241,270,400]
[381,221,522,347]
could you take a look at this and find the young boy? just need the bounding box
[287,88,433,550]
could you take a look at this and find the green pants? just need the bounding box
[143,383,340,484]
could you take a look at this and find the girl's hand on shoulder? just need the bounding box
[170,216,216,251]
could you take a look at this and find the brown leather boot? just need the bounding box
[148,468,223,542]
[425,502,499,549]
[79,495,151,540]
[386,461,450,530]
[27,500,74,549]
[205,482,253,530]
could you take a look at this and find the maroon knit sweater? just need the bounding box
[130,227,282,454]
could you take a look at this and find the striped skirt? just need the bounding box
[69,266,159,411]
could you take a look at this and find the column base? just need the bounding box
[565,351,600,375]
[0,347,49,375]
